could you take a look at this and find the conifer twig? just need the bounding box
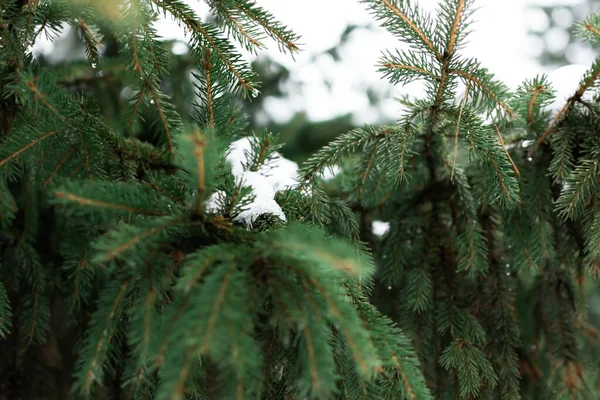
[201,49,215,129]
[448,69,515,117]
[493,123,520,177]
[303,326,320,389]
[215,3,263,49]
[191,132,206,214]
[530,99,573,155]
[379,0,440,59]
[527,85,547,126]
[98,218,184,262]
[199,270,233,353]
[54,191,160,215]
[81,280,130,393]
[234,3,300,54]
[451,77,470,180]
[0,130,57,167]
[530,66,600,154]
[147,84,175,155]
[381,63,434,77]
[585,22,600,37]
[488,152,511,202]
[24,79,94,178]
[42,146,77,189]
[156,0,255,93]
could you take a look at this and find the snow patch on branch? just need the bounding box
[207,137,298,228]
[372,220,390,236]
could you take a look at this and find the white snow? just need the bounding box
[235,171,276,199]
[521,139,535,148]
[208,137,298,227]
[262,154,299,192]
[233,197,287,226]
[225,137,299,191]
[544,64,594,115]
[318,165,341,181]
[226,137,254,178]
[372,220,390,236]
[205,190,226,214]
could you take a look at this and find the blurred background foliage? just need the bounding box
[526,0,600,67]
[33,0,600,177]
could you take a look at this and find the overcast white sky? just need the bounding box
[34,0,598,123]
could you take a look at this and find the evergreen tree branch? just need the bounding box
[147,83,175,155]
[74,279,131,395]
[0,130,57,168]
[201,49,216,129]
[452,77,470,179]
[362,0,440,59]
[199,269,233,354]
[556,159,599,220]
[54,192,147,214]
[211,0,264,51]
[41,145,77,189]
[152,0,258,95]
[93,216,185,263]
[448,68,514,116]
[527,84,549,126]
[445,0,465,56]
[494,124,520,177]
[531,57,600,154]
[76,19,102,66]
[0,281,12,339]
[231,0,301,55]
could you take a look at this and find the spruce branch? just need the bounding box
[304,275,378,377]
[92,216,185,264]
[0,281,12,339]
[52,181,174,217]
[151,0,259,96]
[41,145,77,189]
[55,191,148,214]
[210,0,265,52]
[191,132,206,214]
[527,84,550,126]
[452,75,470,179]
[76,18,103,66]
[556,159,599,220]
[201,49,216,129]
[494,123,520,177]
[147,82,176,154]
[549,126,576,183]
[361,0,440,58]
[0,130,57,168]
[576,14,600,47]
[448,67,514,117]
[73,279,131,395]
[229,0,301,55]
[531,57,600,154]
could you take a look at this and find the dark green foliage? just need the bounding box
[0,0,431,399]
[4,0,600,398]
[300,0,600,399]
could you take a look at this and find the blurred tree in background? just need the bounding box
[34,21,387,164]
[33,0,600,165]
[526,0,600,67]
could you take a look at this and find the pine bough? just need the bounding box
[0,0,600,399]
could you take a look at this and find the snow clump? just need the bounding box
[372,220,390,236]
[206,137,299,228]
